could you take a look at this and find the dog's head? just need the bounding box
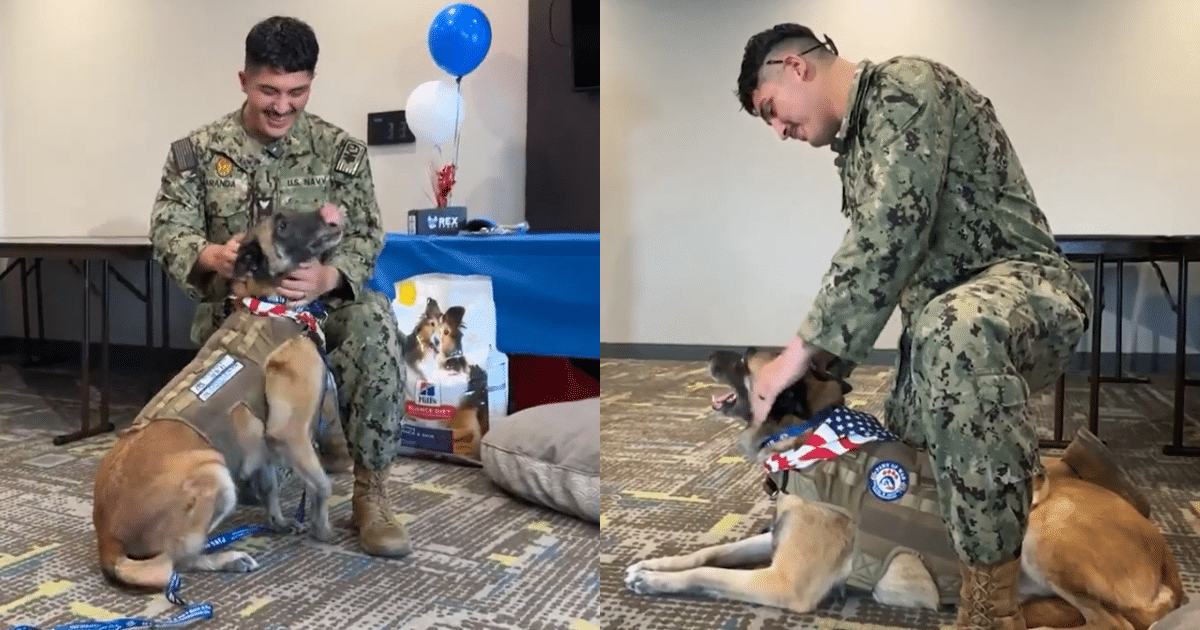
[232,206,344,296]
[440,306,466,344]
[412,298,443,347]
[707,347,852,458]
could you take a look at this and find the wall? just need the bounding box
[0,0,528,348]
[525,0,599,233]
[0,32,6,339]
[601,0,1200,359]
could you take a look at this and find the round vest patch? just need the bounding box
[868,460,909,501]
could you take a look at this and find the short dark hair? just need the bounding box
[245,16,319,74]
[736,23,832,114]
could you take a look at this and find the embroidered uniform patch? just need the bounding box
[334,139,366,176]
[189,354,244,402]
[215,156,234,177]
[868,460,909,501]
[171,137,198,172]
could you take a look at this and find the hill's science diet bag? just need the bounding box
[391,273,509,465]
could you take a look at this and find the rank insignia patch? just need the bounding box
[215,156,234,178]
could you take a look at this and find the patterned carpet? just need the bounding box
[0,358,599,630]
[599,356,1200,630]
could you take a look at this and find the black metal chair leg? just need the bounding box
[1164,254,1200,456]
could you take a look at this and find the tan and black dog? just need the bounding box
[437,305,468,374]
[403,297,442,380]
[92,205,350,593]
[626,347,1185,629]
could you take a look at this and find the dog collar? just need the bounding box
[759,418,822,450]
[240,297,326,348]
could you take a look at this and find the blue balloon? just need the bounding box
[428,3,492,77]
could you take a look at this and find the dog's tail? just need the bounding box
[97,536,172,593]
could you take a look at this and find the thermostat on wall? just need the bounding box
[367,110,417,145]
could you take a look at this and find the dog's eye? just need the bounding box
[276,215,289,232]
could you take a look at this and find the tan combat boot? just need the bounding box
[1061,428,1151,518]
[351,462,413,557]
[956,557,1026,630]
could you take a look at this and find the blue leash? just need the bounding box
[15,299,338,630]
[11,497,309,630]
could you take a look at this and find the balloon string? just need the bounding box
[453,76,462,170]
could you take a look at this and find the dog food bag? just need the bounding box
[390,272,509,466]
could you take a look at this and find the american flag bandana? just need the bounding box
[763,407,898,474]
[241,297,325,348]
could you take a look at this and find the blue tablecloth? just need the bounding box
[366,232,599,359]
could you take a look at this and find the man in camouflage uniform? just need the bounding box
[149,16,411,558]
[734,24,1146,628]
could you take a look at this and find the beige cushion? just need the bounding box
[480,397,599,523]
[1150,600,1200,630]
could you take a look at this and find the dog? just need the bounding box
[625,347,1185,629]
[92,205,349,593]
[437,305,468,374]
[403,297,442,380]
[448,364,490,456]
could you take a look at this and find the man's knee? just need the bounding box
[912,291,1011,378]
[326,290,396,334]
[323,291,403,355]
[322,291,405,388]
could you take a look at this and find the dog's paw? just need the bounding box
[311,521,337,543]
[223,552,259,573]
[625,560,646,580]
[624,567,671,595]
[625,556,680,575]
[271,517,308,535]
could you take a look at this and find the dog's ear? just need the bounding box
[425,297,442,319]
[445,306,465,328]
[233,239,266,278]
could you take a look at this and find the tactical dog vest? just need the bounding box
[128,304,317,478]
[764,408,961,604]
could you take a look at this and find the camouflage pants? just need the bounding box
[884,265,1087,565]
[321,290,408,471]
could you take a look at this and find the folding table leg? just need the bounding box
[53,258,115,445]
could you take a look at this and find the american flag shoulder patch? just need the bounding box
[334,139,366,176]
[171,137,198,172]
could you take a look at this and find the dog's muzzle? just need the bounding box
[712,390,737,412]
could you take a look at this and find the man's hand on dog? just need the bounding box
[281,262,341,306]
[751,336,816,425]
[199,235,244,278]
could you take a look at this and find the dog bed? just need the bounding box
[480,397,599,523]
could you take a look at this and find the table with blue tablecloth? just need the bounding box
[366,232,599,410]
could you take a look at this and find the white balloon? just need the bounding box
[405,80,465,146]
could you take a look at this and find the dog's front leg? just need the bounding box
[258,464,307,534]
[627,495,851,614]
[625,564,825,614]
[177,550,259,574]
[626,532,774,574]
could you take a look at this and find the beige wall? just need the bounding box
[601,0,1200,354]
[0,0,528,346]
[0,0,528,238]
